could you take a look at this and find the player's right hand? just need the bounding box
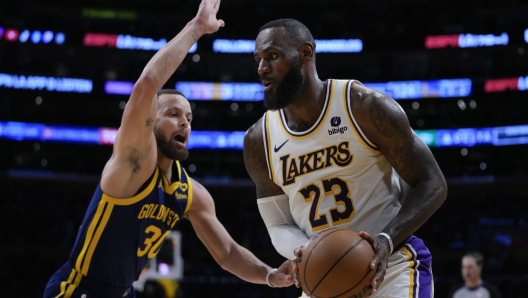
[193,0,225,35]
[291,246,304,288]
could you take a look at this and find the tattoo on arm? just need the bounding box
[146,117,154,127]
[368,94,420,186]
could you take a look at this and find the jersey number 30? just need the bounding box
[137,225,171,258]
[299,177,355,232]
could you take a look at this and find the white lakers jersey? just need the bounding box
[262,79,407,238]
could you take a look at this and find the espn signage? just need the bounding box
[83,32,197,52]
[425,33,508,49]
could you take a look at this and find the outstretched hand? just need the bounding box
[359,231,391,296]
[268,259,295,288]
[291,246,304,288]
[194,0,225,35]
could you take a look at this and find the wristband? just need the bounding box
[266,268,278,287]
[377,232,394,255]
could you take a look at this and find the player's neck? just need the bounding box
[465,278,483,289]
[157,155,174,182]
[282,76,326,132]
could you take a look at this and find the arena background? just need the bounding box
[1,0,528,297]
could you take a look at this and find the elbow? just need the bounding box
[134,72,159,95]
[435,175,448,205]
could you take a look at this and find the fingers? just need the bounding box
[371,261,386,289]
[290,259,300,288]
[217,19,225,28]
[214,0,221,13]
[271,273,294,287]
[294,247,303,258]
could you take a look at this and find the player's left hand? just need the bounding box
[359,231,391,296]
[268,259,295,288]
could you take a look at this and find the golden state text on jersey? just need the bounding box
[66,161,192,289]
[263,79,407,238]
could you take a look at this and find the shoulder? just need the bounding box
[483,282,502,297]
[347,80,410,146]
[348,81,403,114]
[243,116,266,163]
[244,116,265,145]
[187,178,214,215]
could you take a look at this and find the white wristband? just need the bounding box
[377,232,394,255]
[266,268,278,287]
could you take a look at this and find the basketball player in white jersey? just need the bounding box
[244,19,447,297]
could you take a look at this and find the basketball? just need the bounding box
[297,228,375,298]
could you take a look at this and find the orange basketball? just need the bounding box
[297,228,375,298]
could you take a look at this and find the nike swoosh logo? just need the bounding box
[274,139,289,153]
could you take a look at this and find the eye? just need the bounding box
[270,53,278,59]
[255,58,261,64]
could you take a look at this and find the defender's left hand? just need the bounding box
[359,231,391,296]
[268,259,295,288]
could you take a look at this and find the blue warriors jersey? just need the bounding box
[64,161,192,293]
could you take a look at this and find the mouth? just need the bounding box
[173,134,187,146]
[262,80,275,92]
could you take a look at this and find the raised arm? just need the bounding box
[185,178,293,287]
[350,82,447,291]
[243,120,309,262]
[101,0,225,198]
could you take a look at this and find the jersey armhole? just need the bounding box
[345,80,379,151]
[262,112,276,183]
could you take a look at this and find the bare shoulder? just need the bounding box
[348,81,443,188]
[348,81,413,147]
[243,117,284,198]
[187,178,214,215]
[243,117,266,174]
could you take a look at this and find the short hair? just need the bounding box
[156,89,187,108]
[157,89,186,99]
[259,19,315,48]
[463,252,484,266]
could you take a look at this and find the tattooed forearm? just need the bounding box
[146,117,154,127]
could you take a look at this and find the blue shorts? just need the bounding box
[44,263,136,298]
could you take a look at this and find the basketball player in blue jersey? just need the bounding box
[44,1,294,297]
[244,19,448,297]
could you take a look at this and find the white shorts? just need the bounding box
[299,235,433,298]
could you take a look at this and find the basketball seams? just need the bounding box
[302,228,344,294]
[301,228,375,298]
[309,237,365,295]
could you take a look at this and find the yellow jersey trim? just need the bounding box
[184,170,193,214]
[277,79,334,140]
[402,247,416,298]
[102,168,159,206]
[64,283,76,298]
[176,160,182,181]
[264,112,276,184]
[161,173,181,194]
[344,80,380,153]
[75,200,107,273]
[81,202,114,275]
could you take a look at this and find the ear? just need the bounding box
[299,42,315,62]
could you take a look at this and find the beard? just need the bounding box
[263,60,305,111]
[154,129,189,161]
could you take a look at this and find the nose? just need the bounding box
[258,59,270,76]
[180,116,190,128]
